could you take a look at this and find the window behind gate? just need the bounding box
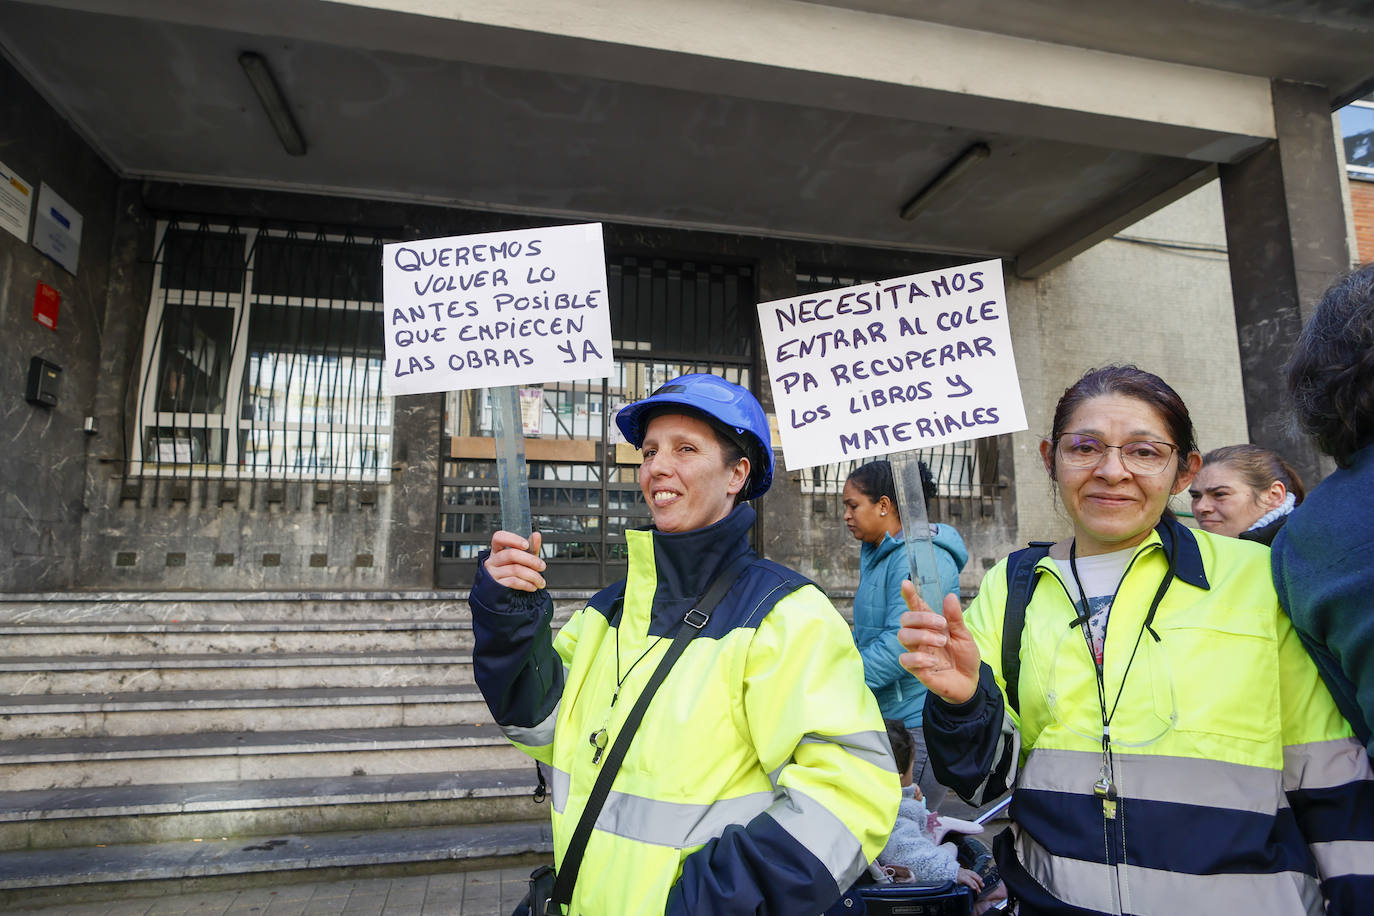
[132,220,392,497]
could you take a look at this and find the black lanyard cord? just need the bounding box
[1068,535,1176,741]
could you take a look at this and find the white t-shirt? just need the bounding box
[1053,546,1134,665]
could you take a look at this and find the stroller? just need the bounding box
[844,796,1011,916]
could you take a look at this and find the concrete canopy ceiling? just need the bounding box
[824,0,1374,104]
[2,0,1372,275]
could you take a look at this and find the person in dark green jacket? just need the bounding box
[844,458,967,808]
[1272,262,1374,757]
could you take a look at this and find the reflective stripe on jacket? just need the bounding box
[924,517,1374,915]
[471,504,900,915]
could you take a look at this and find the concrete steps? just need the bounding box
[0,591,583,625]
[0,724,528,791]
[0,620,476,656]
[0,820,552,902]
[0,651,473,694]
[0,684,490,738]
[0,590,577,903]
[0,592,472,624]
[0,769,548,849]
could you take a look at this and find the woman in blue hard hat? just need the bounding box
[469,372,899,915]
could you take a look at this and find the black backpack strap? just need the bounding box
[544,550,758,915]
[1002,541,1053,716]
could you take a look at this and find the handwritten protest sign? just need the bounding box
[381,223,612,396]
[758,259,1026,469]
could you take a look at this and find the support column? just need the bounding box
[1219,79,1348,486]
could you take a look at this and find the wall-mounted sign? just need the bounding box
[33,282,59,331]
[0,161,33,243]
[381,223,612,397]
[33,182,83,275]
[757,259,1027,469]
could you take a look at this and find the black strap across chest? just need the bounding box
[1002,541,1053,715]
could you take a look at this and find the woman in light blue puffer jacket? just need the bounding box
[843,459,967,808]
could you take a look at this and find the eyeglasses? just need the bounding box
[1055,434,1179,476]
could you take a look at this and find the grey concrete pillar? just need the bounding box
[387,392,443,587]
[750,247,798,559]
[1218,79,1347,487]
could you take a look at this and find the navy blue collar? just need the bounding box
[640,504,756,629]
[1156,514,1209,590]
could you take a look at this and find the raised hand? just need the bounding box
[897,581,980,705]
[483,530,545,592]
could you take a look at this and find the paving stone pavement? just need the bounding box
[5,868,532,916]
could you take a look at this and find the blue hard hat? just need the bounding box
[616,373,775,500]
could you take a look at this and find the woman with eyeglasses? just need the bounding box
[896,365,1373,915]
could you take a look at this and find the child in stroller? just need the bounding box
[873,719,1006,913]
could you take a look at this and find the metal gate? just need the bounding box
[128,218,391,508]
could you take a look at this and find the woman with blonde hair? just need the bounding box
[1188,443,1305,545]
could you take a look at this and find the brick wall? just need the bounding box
[1352,178,1374,264]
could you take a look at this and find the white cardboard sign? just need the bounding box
[382,223,612,396]
[758,259,1027,469]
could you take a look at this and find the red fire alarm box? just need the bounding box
[33,283,59,330]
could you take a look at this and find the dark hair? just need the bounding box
[884,718,914,776]
[845,459,938,515]
[1287,263,1374,467]
[643,405,755,504]
[1048,365,1198,491]
[1201,444,1306,505]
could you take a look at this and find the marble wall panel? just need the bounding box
[0,56,119,592]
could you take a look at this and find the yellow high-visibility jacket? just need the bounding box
[471,505,899,915]
[925,517,1374,915]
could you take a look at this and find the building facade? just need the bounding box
[1,0,1368,599]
